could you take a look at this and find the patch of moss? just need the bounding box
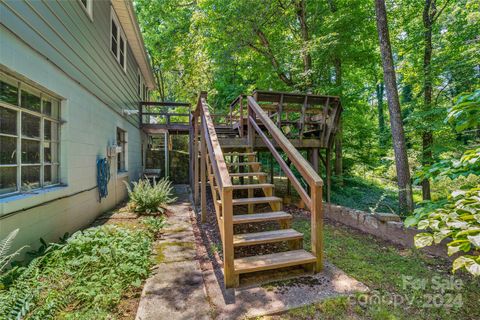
[152,241,195,264]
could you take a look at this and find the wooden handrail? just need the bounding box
[249,118,311,208]
[247,96,323,187]
[196,96,232,191]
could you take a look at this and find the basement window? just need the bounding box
[0,71,60,196]
[110,8,127,72]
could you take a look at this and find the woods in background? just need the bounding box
[135,0,479,214]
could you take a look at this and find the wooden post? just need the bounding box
[222,187,237,287]
[193,115,199,206]
[312,148,319,174]
[311,182,323,272]
[164,131,169,177]
[247,101,254,148]
[326,148,331,203]
[269,152,274,184]
[200,116,207,222]
[239,96,244,137]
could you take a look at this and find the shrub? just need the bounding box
[0,225,152,319]
[125,178,176,214]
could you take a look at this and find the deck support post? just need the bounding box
[222,187,236,288]
[200,116,207,223]
[311,181,323,272]
[325,148,331,203]
[164,131,169,177]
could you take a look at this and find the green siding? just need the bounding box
[1,0,144,127]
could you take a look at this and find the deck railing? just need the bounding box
[192,92,236,287]
[246,96,324,271]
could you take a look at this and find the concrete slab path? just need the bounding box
[136,185,368,320]
[135,185,211,320]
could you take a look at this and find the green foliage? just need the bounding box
[407,90,480,277]
[125,178,176,214]
[0,225,152,319]
[407,189,480,276]
[447,89,480,133]
[142,216,167,238]
[0,229,27,274]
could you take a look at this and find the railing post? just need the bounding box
[247,101,255,148]
[200,115,207,223]
[222,186,236,287]
[311,182,323,272]
[193,114,199,206]
[239,96,244,137]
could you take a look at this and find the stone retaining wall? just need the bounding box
[324,203,449,258]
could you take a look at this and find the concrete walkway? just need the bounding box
[135,185,211,320]
[136,185,368,320]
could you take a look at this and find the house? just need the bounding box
[0,0,155,254]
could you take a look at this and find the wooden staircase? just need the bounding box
[192,92,323,288]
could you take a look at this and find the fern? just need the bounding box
[124,178,176,214]
[0,229,27,273]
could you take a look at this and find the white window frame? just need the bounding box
[0,73,61,197]
[79,0,93,21]
[110,7,127,73]
[116,127,128,173]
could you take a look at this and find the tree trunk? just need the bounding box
[333,57,343,183]
[376,82,386,147]
[421,0,436,200]
[375,0,414,213]
[295,0,312,90]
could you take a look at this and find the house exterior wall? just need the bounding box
[0,0,149,255]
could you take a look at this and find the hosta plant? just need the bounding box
[125,178,176,214]
[406,189,480,276]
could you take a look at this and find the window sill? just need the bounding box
[0,185,69,217]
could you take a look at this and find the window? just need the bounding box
[110,8,127,72]
[79,0,93,20]
[0,71,60,196]
[117,128,127,172]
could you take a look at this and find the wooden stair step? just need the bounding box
[216,183,274,190]
[234,250,316,274]
[224,152,257,157]
[233,229,302,247]
[232,211,292,224]
[227,162,261,167]
[230,172,267,177]
[217,196,282,206]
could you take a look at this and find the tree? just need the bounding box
[374,0,414,212]
[421,0,452,200]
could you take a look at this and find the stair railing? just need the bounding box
[192,92,236,287]
[246,96,324,271]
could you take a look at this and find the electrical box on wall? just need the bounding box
[107,145,117,157]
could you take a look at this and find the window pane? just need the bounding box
[0,80,18,105]
[44,120,51,140]
[21,113,41,138]
[0,107,17,135]
[43,100,52,116]
[44,141,52,163]
[44,164,51,184]
[0,167,17,194]
[21,139,40,163]
[0,136,17,164]
[21,90,41,112]
[21,165,40,190]
[111,20,118,56]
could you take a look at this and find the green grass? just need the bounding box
[273,219,480,320]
